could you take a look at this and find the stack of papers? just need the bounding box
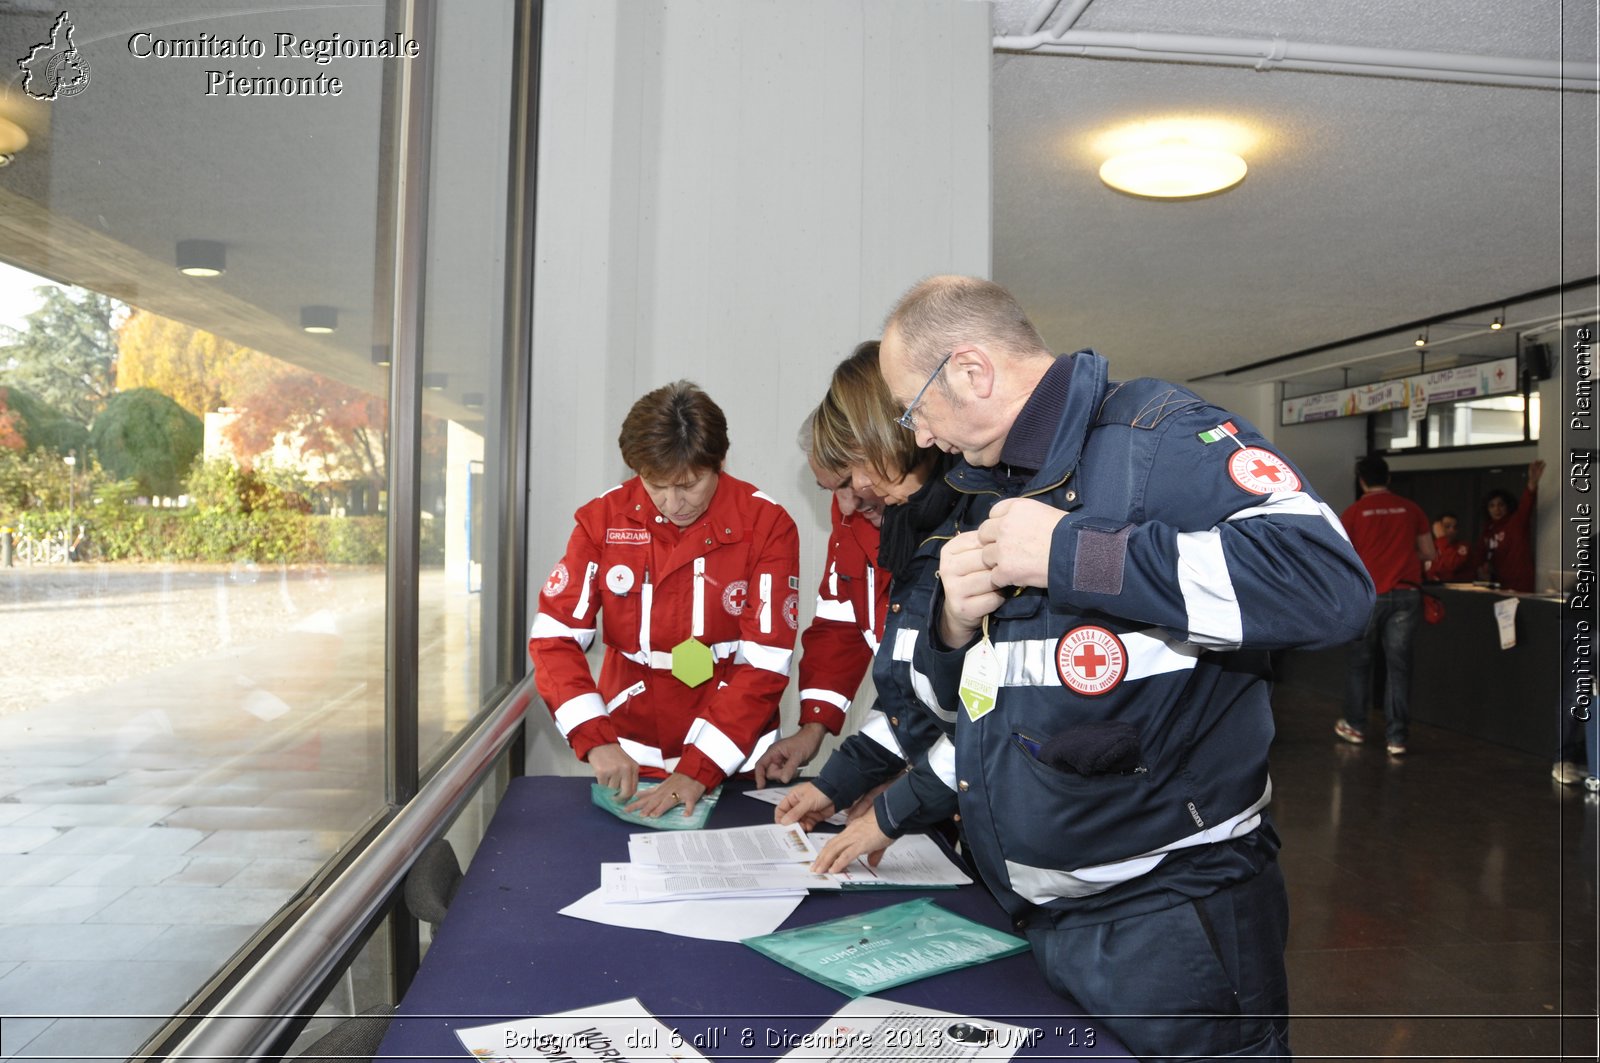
[559,822,972,942]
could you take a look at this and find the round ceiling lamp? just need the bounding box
[0,116,28,167]
[1099,141,1248,199]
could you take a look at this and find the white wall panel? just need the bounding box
[527,0,991,775]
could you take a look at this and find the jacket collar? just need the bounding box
[951,350,1108,495]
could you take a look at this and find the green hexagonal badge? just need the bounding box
[670,637,714,688]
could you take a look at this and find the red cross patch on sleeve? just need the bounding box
[1227,447,1301,495]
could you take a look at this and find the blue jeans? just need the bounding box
[1343,588,1420,745]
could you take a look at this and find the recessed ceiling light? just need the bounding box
[301,305,337,334]
[176,239,226,277]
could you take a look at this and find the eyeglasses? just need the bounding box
[896,352,952,431]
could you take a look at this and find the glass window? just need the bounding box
[1377,392,1539,452]
[415,1,517,768]
[0,1,529,1056]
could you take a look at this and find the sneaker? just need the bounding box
[1386,743,1407,756]
[1333,720,1365,745]
[1553,761,1585,785]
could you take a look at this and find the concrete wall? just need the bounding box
[525,0,992,774]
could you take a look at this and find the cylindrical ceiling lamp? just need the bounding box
[176,240,226,277]
[300,305,338,334]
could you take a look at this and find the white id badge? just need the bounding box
[959,637,1000,722]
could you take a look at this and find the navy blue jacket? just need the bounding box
[875,352,1373,925]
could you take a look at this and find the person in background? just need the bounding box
[528,381,800,818]
[751,343,895,785]
[1336,454,1435,756]
[1470,460,1545,592]
[1425,511,1471,581]
[758,342,952,828]
[818,274,1373,1060]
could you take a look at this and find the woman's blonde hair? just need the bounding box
[810,341,929,482]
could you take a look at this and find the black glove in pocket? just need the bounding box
[1036,721,1143,776]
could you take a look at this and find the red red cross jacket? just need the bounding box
[529,472,800,790]
[797,498,891,734]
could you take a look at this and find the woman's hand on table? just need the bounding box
[625,771,708,818]
[774,781,836,829]
[810,813,893,873]
[588,743,640,799]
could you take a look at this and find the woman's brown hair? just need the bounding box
[619,380,729,478]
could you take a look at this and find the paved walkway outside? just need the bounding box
[0,562,479,1062]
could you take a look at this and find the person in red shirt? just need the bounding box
[1469,460,1545,592]
[529,381,800,818]
[1425,512,1472,581]
[1336,454,1434,755]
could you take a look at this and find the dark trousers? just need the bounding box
[1025,862,1291,1061]
[1343,588,1420,745]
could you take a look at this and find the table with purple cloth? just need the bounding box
[376,774,1127,1061]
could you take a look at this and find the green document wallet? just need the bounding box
[741,897,1030,997]
[590,779,722,830]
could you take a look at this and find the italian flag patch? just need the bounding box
[1197,421,1238,444]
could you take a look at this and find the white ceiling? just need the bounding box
[1,0,1595,405]
[988,0,1598,391]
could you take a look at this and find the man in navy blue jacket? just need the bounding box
[812,275,1374,1060]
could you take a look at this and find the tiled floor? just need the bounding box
[1271,677,1598,1061]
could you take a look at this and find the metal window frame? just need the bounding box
[131,0,542,1056]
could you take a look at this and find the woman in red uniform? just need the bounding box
[529,381,800,817]
[1470,460,1545,592]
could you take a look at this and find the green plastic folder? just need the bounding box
[741,897,1029,997]
[590,779,721,831]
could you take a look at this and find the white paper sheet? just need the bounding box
[1493,595,1518,649]
[771,996,1040,1062]
[558,886,805,941]
[599,861,833,903]
[455,996,712,1063]
[743,785,850,826]
[627,822,817,866]
[812,831,974,888]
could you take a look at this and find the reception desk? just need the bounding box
[1278,585,1563,756]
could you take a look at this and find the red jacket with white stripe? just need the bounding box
[529,472,800,790]
[797,498,891,734]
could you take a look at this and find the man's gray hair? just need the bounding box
[886,274,1050,375]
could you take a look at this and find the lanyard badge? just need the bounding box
[959,618,1000,722]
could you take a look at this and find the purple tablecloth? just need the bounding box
[376,775,1126,1061]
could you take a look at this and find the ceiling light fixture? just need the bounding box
[1490,311,1504,330]
[1415,330,1428,347]
[423,372,447,391]
[300,306,337,334]
[0,116,28,167]
[371,345,391,366]
[175,239,226,277]
[1099,141,1248,199]
[462,392,484,408]
[1093,119,1255,201]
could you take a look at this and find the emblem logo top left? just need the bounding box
[18,12,92,101]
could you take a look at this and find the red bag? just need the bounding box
[1422,593,1444,625]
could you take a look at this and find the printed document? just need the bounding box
[628,822,816,866]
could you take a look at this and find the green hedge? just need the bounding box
[10,506,393,564]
